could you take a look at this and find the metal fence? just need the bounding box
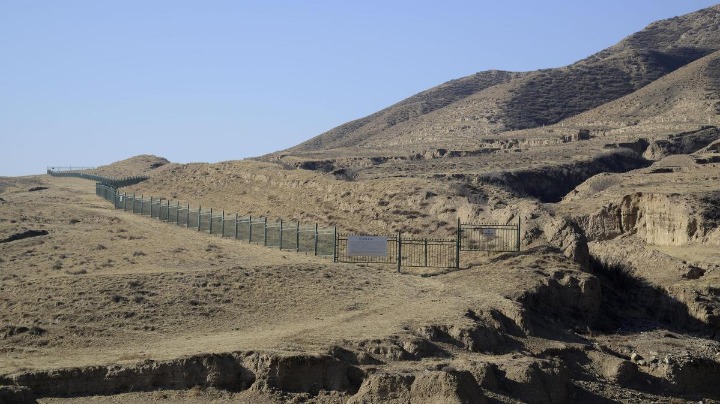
[50,167,148,188]
[335,233,459,270]
[100,186,336,257]
[94,183,522,270]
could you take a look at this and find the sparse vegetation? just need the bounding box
[3,6,720,403]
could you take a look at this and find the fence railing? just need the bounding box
[335,233,459,270]
[50,167,149,188]
[100,185,337,257]
[93,181,522,270]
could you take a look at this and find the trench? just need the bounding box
[477,148,652,203]
[588,255,711,334]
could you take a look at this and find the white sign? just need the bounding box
[347,236,388,257]
[481,228,496,238]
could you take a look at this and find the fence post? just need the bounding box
[397,232,402,273]
[234,213,238,240]
[150,197,153,217]
[314,223,318,256]
[456,218,461,269]
[332,226,337,262]
[263,217,268,246]
[279,219,283,250]
[248,216,253,242]
[176,201,180,225]
[140,195,144,215]
[124,192,127,211]
[296,221,300,253]
[186,203,190,228]
[516,217,521,252]
[166,200,170,222]
[209,208,213,234]
[221,210,225,237]
[198,206,201,231]
[424,239,428,267]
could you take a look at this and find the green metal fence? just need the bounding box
[99,185,337,257]
[50,167,148,188]
[94,183,522,270]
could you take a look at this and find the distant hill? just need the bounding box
[287,4,720,153]
[292,70,524,151]
[565,49,720,129]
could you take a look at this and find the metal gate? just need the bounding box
[335,233,458,270]
[459,219,520,252]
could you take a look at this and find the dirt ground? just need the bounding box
[2,168,720,403]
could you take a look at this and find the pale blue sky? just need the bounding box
[1,1,718,176]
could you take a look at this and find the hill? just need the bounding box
[2,5,720,404]
[287,4,720,153]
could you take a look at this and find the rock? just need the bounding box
[630,353,644,364]
[348,370,487,404]
[466,362,498,391]
[597,355,640,386]
[411,371,486,404]
[543,218,590,267]
[681,265,705,280]
[347,372,414,404]
[417,319,506,354]
[497,358,569,404]
[517,270,601,328]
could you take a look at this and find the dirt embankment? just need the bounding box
[476,149,651,203]
[574,192,720,245]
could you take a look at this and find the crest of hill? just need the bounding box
[88,154,170,178]
[290,70,524,151]
[564,49,720,131]
[286,4,720,153]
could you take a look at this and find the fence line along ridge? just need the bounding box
[53,166,521,270]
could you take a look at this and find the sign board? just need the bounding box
[481,228,496,238]
[347,236,388,257]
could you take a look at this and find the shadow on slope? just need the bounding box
[589,256,711,335]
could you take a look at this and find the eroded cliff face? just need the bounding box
[576,192,718,246]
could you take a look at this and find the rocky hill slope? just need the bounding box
[287,4,720,153]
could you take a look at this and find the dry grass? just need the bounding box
[0,175,580,376]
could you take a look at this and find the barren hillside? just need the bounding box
[2,4,720,404]
[286,4,720,153]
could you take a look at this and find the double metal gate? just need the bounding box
[335,219,521,270]
[334,233,458,270]
[459,219,521,253]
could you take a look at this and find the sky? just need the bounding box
[1,1,718,176]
